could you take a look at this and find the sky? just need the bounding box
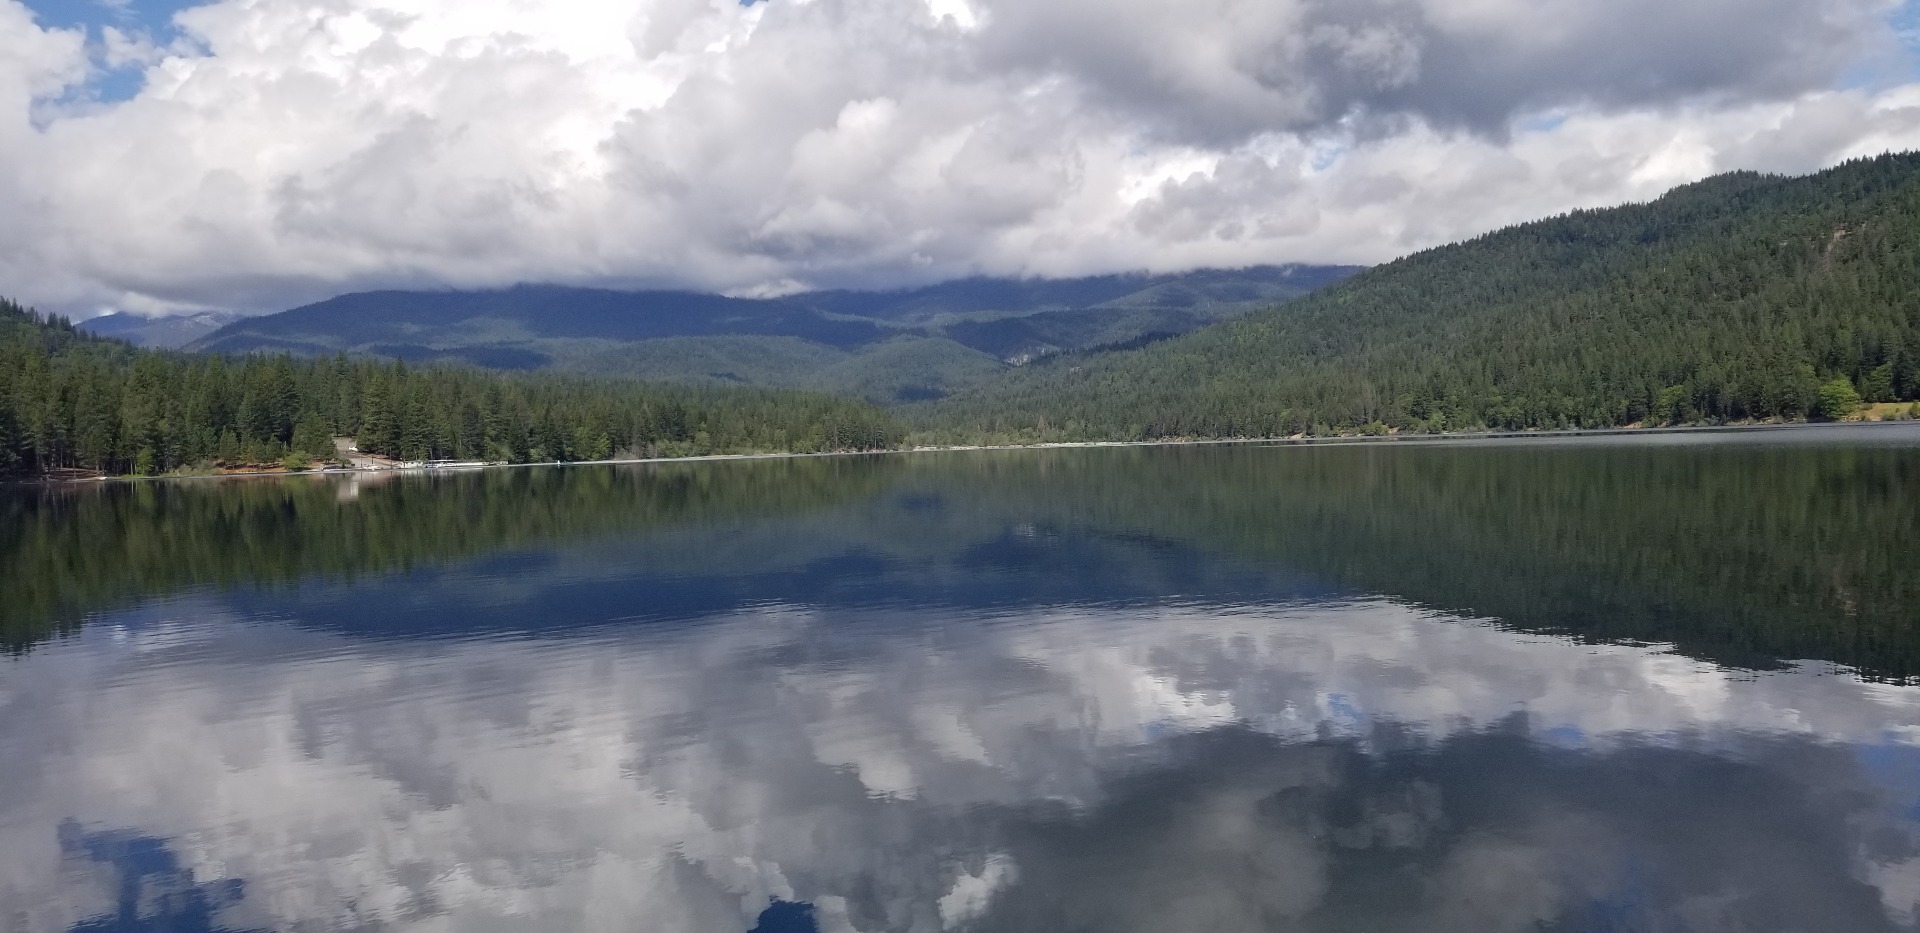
[7,0,1920,317]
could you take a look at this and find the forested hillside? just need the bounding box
[793,265,1357,323]
[921,154,1920,440]
[0,300,903,478]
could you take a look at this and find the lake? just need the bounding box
[3,425,1920,932]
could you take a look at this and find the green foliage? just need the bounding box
[1817,377,1863,421]
[0,298,905,478]
[802,337,1006,403]
[1863,361,1897,402]
[564,334,1009,404]
[292,415,335,460]
[920,154,1920,440]
[566,335,853,386]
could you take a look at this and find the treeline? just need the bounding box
[0,299,904,477]
[919,153,1920,440]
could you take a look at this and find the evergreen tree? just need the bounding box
[0,297,905,477]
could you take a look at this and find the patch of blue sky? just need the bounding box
[21,0,198,37]
[20,0,207,102]
[1322,692,1365,725]
[1308,143,1346,173]
[1854,739,1920,824]
[1900,7,1920,91]
[1836,0,1920,90]
[1535,724,1587,749]
[1516,112,1568,135]
[1895,0,1920,52]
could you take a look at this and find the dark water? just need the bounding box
[4,425,1920,932]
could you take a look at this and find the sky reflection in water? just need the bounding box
[3,430,1920,932]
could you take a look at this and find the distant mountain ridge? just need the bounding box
[187,265,1358,403]
[796,266,1341,321]
[79,310,241,349]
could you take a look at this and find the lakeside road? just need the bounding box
[19,419,1920,487]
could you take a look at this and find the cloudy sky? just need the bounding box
[6,0,1920,316]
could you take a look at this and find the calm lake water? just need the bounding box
[4,425,1920,933]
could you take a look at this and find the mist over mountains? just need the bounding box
[78,311,243,350]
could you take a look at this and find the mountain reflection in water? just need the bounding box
[2,426,1919,932]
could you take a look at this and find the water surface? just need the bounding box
[4,426,1920,932]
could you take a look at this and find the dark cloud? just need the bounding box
[978,0,1892,144]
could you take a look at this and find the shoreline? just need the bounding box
[14,419,1920,488]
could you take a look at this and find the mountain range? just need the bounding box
[169,265,1358,403]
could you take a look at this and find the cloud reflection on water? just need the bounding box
[3,595,1919,932]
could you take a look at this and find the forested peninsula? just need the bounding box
[0,300,904,478]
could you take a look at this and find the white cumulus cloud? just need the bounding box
[1,0,1918,316]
